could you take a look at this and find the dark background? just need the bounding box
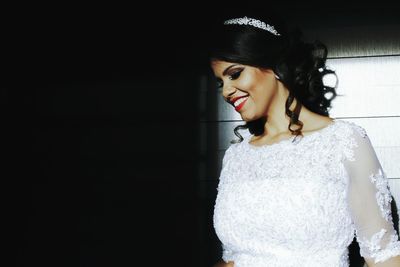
[3,3,399,267]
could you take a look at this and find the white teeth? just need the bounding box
[234,97,248,107]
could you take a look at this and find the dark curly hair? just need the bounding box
[206,9,340,143]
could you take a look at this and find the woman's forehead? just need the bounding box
[211,60,238,70]
[211,59,230,66]
[210,60,239,76]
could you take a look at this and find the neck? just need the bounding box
[261,83,311,136]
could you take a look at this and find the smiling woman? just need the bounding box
[211,61,279,122]
[207,10,338,144]
[204,8,400,267]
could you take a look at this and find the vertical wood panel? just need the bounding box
[304,24,400,58]
[327,56,400,118]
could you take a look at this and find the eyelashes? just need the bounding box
[216,68,244,88]
[228,68,243,80]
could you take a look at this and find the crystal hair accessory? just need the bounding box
[223,16,281,36]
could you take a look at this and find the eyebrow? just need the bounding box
[222,64,238,76]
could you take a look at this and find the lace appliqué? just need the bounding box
[358,228,400,263]
[353,124,367,138]
[342,122,367,162]
[369,168,393,222]
[213,120,400,266]
[358,167,400,263]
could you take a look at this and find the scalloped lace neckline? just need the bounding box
[245,119,338,149]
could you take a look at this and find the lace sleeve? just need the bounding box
[343,124,400,263]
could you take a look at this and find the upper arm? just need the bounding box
[343,124,400,265]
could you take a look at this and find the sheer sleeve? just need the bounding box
[343,124,400,263]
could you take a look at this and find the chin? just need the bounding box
[240,113,258,122]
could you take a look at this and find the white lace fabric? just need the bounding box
[343,123,400,263]
[213,119,400,267]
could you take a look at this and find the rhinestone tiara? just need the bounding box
[223,16,281,36]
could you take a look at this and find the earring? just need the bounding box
[274,74,280,80]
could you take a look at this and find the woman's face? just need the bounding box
[211,60,279,122]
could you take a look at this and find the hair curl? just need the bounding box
[206,11,340,143]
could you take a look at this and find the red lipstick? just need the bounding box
[235,98,248,111]
[229,96,248,112]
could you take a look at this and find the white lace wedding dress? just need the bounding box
[213,119,400,266]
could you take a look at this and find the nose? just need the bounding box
[222,84,236,99]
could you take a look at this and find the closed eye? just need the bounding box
[228,68,243,80]
[215,67,244,90]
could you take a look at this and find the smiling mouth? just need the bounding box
[231,96,249,111]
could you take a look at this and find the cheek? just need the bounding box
[252,81,275,100]
[252,81,278,110]
[236,72,258,89]
[238,72,277,107]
